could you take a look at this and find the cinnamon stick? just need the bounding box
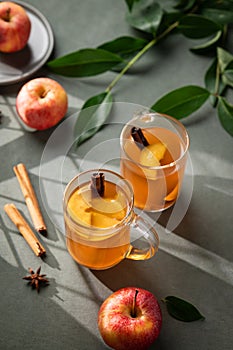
[4,203,46,257]
[91,172,105,198]
[131,127,149,148]
[13,163,47,234]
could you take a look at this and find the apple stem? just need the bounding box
[4,8,11,22]
[131,289,139,318]
[40,89,50,99]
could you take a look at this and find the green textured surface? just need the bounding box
[0,1,233,349]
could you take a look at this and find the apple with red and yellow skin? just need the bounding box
[98,287,162,350]
[16,77,68,130]
[0,1,31,53]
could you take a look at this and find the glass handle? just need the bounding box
[125,213,159,261]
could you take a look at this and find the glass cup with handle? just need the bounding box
[63,168,159,270]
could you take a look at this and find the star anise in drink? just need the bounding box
[23,266,49,293]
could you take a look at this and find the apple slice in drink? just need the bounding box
[68,187,127,228]
[165,184,179,201]
[91,193,127,227]
[139,142,167,167]
[91,211,122,228]
[67,190,92,226]
[139,142,167,178]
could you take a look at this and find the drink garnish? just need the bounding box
[131,127,167,167]
[91,172,105,197]
[140,143,167,167]
[131,127,149,148]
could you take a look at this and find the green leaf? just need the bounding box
[205,58,218,93]
[178,14,222,39]
[156,11,183,35]
[190,30,222,54]
[200,0,233,25]
[151,85,210,119]
[98,36,148,72]
[47,49,123,77]
[217,97,233,136]
[217,47,233,73]
[162,296,205,322]
[126,0,164,35]
[74,91,113,146]
[204,58,226,106]
[201,8,233,25]
[174,0,196,12]
[125,0,140,11]
[223,69,233,88]
[98,36,148,57]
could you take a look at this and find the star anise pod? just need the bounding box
[23,266,49,293]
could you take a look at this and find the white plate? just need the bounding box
[0,1,54,85]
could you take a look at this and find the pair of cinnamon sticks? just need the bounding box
[4,163,46,257]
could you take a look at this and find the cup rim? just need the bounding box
[120,112,190,170]
[63,168,134,236]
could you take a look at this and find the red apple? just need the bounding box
[98,287,162,350]
[0,1,31,53]
[16,77,68,130]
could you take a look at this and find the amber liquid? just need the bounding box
[121,127,187,211]
[65,181,131,269]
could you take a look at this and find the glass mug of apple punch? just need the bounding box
[63,169,159,270]
[120,112,189,212]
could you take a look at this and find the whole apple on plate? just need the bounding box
[16,77,68,130]
[0,1,31,53]
[98,287,162,350]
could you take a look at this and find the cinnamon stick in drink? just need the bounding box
[13,163,47,234]
[91,172,105,198]
[131,127,149,148]
[4,203,46,257]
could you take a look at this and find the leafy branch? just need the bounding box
[47,0,233,144]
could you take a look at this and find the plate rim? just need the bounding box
[0,0,54,86]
